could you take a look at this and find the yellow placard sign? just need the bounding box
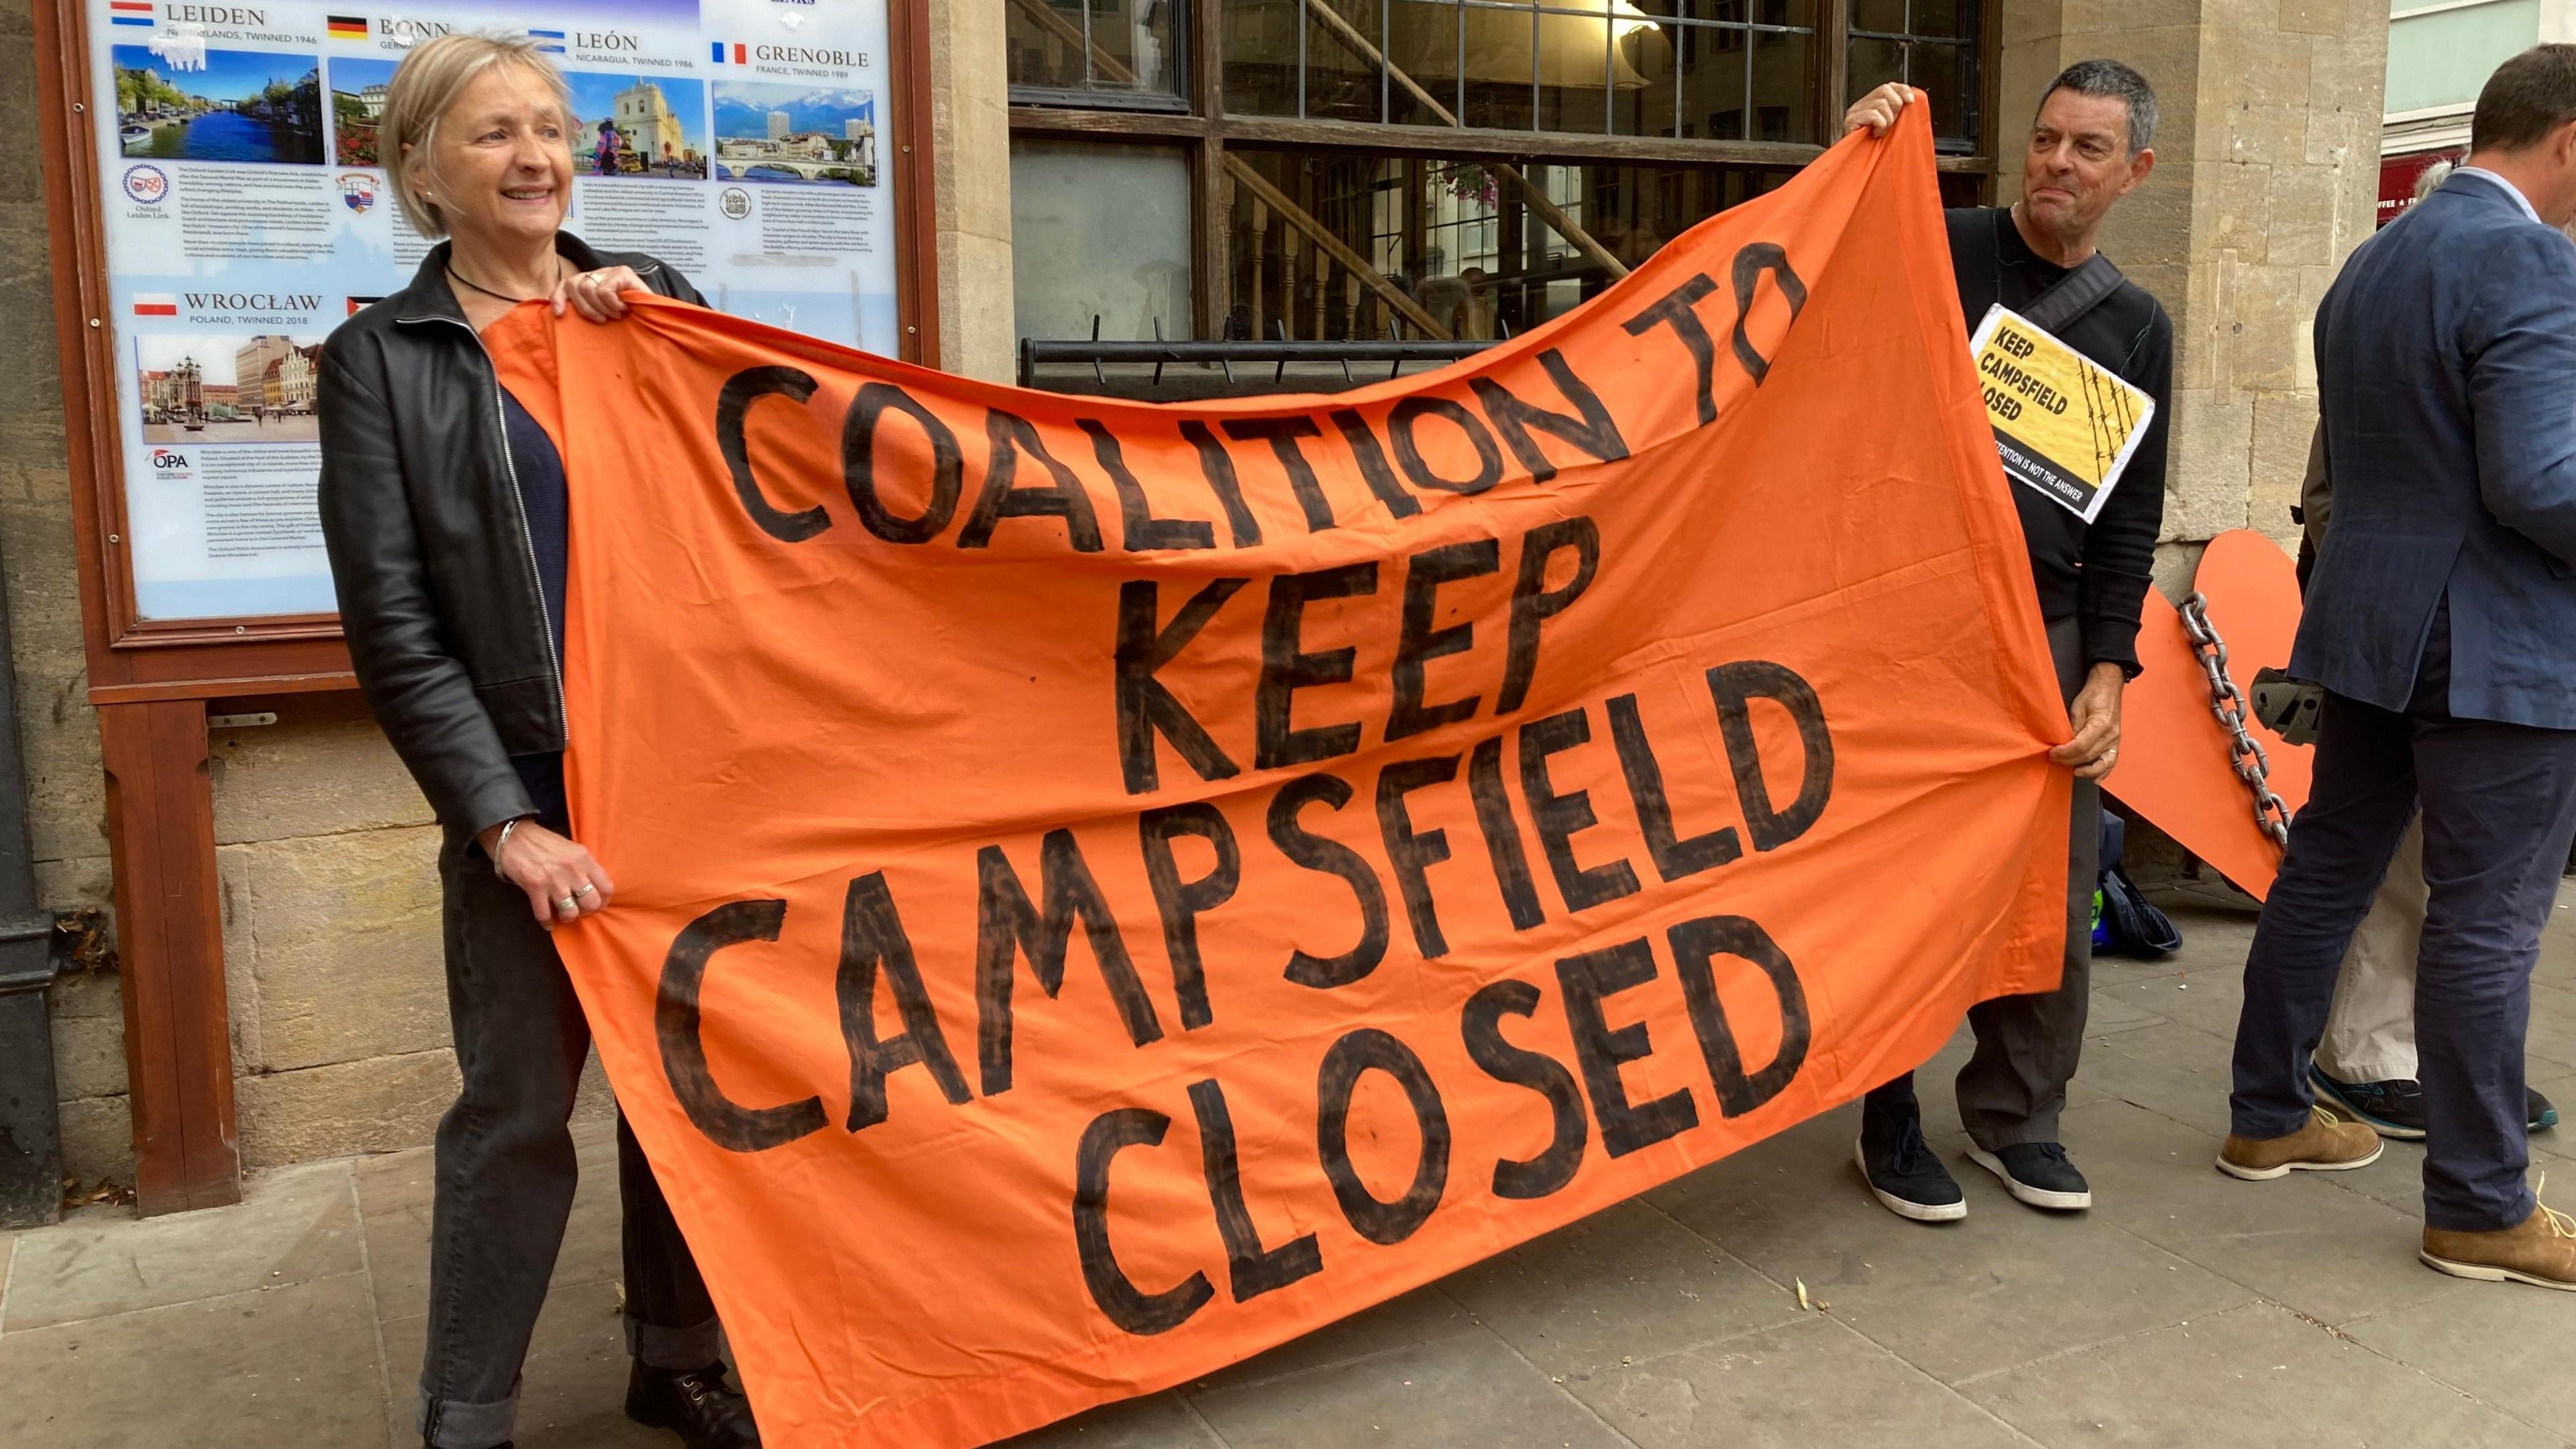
[1969,304,2155,523]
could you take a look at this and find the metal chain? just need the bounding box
[2178,592,2292,849]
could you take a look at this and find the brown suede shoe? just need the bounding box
[2216,1104,2384,1180]
[2420,1185,2576,1292]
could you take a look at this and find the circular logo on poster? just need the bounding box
[718,186,753,221]
[123,164,170,205]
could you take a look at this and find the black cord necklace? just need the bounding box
[447,256,566,305]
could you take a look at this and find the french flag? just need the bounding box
[111,1,153,25]
[133,293,178,317]
[711,40,745,64]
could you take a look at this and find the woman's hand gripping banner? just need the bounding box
[486,107,2076,1448]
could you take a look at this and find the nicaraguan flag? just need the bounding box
[529,28,565,52]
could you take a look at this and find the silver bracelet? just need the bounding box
[491,816,527,877]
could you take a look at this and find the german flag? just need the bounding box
[327,15,368,40]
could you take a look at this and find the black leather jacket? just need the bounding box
[317,234,704,841]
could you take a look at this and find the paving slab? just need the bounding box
[382,1277,674,1449]
[1189,1281,1486,1393]
[0,1158,360,1332]
[1184,1328,1633,1449]
[1962,1301,2571,1449]
[2343,1271,2576,1435]
[995,1391,1228,1449]
[0,1271,386,1449]
[1569,1313,2037,1449]
[2060,1098,2471,1325]
[2068,1017,2237,1139]
[1649,1109,2260,1385]
[1442,1197,1803,1378]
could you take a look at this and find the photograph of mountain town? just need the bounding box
[115,45,325,166]
[712,82,877,186]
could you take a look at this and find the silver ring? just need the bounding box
[572,883,596,898]
[555,895,580,914]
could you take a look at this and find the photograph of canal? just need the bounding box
[712,83,879,186]
[115,45,325,166]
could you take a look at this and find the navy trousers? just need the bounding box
[2229,615,2576,1232]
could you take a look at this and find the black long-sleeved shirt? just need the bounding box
[1946,207,2172,676]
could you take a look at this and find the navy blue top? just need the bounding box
[499,387,572,835]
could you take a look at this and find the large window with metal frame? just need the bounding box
[1006,0,1990,354]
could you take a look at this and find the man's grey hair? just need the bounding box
[2038,58,2159,155]
[2414,158,2455,203]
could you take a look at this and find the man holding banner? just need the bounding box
[1841,62,2174,1222]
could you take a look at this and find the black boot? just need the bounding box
[1856,1095,1966,1222]
[627,1361,761,1448]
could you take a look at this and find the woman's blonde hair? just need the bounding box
[380,32,572,238]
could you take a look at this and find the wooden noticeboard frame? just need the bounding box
[32,0,942,1214]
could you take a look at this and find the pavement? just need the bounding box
[6,885,2573,1449]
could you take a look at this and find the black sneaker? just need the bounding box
[1966,1142,2092,1210]
[1856,1099,1966,1222]
[2310,1063,2428,1140]
[2532,1085,2560,1134]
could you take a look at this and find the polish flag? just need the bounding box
[133,293,178,316]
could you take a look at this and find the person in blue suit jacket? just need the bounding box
[2220,44,2576,1293]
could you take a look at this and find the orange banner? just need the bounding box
[489,109,2074,1448]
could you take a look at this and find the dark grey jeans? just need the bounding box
[1868,616,2099,1150]
[418,839,722,1449]
[2229,614,2576,1232]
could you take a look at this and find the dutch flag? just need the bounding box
[529,28,564,52]
[110,1,154,26]
[133,294,178,317]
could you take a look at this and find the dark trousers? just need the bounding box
[419,839,722,1449]
[1868,618,2100,1149]
[2229,619,2576,1232]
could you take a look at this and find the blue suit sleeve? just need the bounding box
[2469,231,2576,571]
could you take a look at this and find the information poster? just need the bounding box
[87,0,901,621]
[1967,304,2153,525]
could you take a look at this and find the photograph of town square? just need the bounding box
[713,82,878,186]
[114,46,325,166]
[564,72,709,178]
[134,333,325,443]
[328,55,400,168]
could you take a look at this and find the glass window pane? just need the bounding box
[1751,27,1815,142]
[1850,0,1905,31]
[1085,0,1183,97]
[1226,0,1305,115]
[1914,41,1973,144]
[1612,19,1680,134]
[1914,0,1969,39]
[1011,140,1195,339]
[1530,8,1617,134]
[1752,0,1816,27]
[1307,0,1387,121]
[1386,1,1465,125]
[1678,21,1748,139]
[1006,0,1088,89]
[1227,145,1799,349]
[1460,4,1537,130]
[1847,34,1902,99]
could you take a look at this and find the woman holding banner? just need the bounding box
[315,32,759,1449]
